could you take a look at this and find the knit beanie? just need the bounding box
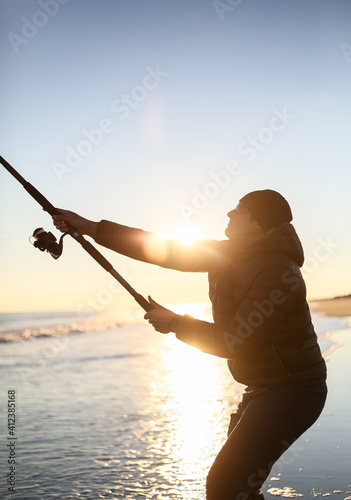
[239,189,293,231]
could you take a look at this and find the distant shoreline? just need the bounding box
[309,295,351,317]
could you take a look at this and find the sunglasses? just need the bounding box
[234,204,250,215]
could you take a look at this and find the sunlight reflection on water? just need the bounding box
[0,320,243,499]
[155,334,241,497]
[1,311,347,499]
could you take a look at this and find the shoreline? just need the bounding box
[1,317,350,498]
[309,297,351,317]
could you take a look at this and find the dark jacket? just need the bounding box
[95,220,327,387]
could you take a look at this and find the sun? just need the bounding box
[166,223,207,246]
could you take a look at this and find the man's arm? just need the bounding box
[95,219,223,272]
[172,258,302,358]
[53,211,225,272]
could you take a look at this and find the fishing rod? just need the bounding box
[0,155,153,312]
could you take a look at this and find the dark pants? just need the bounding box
[206,382,327,500]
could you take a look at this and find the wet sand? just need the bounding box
[0,311,350,498]
[264,322,351,498]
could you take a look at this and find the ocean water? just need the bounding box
[0,310,350,499]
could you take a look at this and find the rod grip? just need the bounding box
[1,155,153,314]
[135,294,153,312]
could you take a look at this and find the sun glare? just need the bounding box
[150,301,237,482]
[167,302,211,321]
[166,223,207,246]
[158,331,238,485]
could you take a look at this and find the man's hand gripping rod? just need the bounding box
[0,155,153,312]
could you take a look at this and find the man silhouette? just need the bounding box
[53,189,327,499]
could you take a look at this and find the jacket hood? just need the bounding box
[232,223,305,267]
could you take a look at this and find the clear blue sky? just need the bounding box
[1,0,351,314]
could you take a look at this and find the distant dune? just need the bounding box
[309,294,351,317]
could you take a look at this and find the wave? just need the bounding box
[0,310,349,351]
[0,351,146,370]
[0,312,127,343]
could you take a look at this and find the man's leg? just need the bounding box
[206,384,327,500]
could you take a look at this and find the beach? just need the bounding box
[310,296,351,318]
[0,308,350,499]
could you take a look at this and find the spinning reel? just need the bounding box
[30,228,67,260]
[1,154,153,312]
